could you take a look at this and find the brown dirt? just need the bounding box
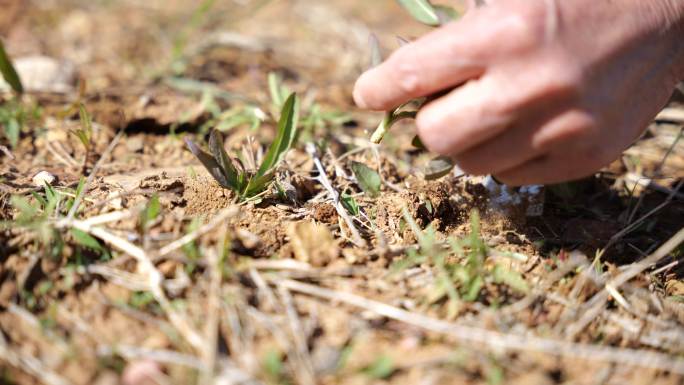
[1,1,684,385]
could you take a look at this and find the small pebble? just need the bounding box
[32,171,56,187]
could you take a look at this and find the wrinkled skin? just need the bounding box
[354,0,684,185]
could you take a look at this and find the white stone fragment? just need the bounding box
[0,56,76,93]
[32,170,56,187]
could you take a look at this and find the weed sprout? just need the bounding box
[185,93,300,201]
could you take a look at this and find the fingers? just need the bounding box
[353,17,491,111]
[452,109,594,176]
[492,155,595,186]
[452,123,545,176]
[415,75,515,156]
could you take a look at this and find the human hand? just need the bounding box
[354,0,684,185]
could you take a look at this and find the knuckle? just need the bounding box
[391,56,423,96]
[500,10,544,51]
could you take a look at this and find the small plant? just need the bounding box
[185,93,300,201]
[0,40,42,149]
[0,99,40,148]
[2,179,109,262]
[394,209,529,317]
[369,0,462,179]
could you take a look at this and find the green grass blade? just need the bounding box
[0,40,23,94]
[243,171,274,198]
[268,72,285,108]
[209,130,240,190]
[397,0,440,26]
[256,93,299,178]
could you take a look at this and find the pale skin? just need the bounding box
[353,0,684,185]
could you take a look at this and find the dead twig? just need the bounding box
[0,326,72,385]
[156,205,239,259]
[568,227,684,338]
[306,142,365,247]
[269,277,684,374]
[55,217,206,352]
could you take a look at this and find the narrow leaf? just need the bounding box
[493,264,530,294]
[341,193,360,216]
[209,130,240,189]
[424,155,454,180]
[185,137,232,188]
[243,171,274,197]
[411,135,425,150]
[397,0,440,26]
[70,228,106,253]
[256,93,299,178]
[78,104,92,138]
[369,33,383,69]
[0,40,23,94]
[433,5,461,24]
[351,161,381,198]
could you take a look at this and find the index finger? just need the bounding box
[353,15,493,111]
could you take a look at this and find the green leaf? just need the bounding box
[243,171,274,198]
[411,135,425,150]
[78,104,92,140]
[351,161,381,198]
[433,5,461,24]
[70,228,106,253]
[0,39,23,94]
[424,155,454,180]
[492,264,529,294]
[255,93,299,178]
[341,193,360,216]
[397,0,440,26]
[208,130,240,190]
[363,355,395,379]
[262,349,284,380]
[268,72,290,109]
[185,137,233,189]
[139,194,161,232]
[5,118,19,148]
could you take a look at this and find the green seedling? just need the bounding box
[370,0,462,179]
[3,178,108,261]
[71,104,93,150]
[394,208,529,316]
[185,93,300,200]
[0,98,40,148]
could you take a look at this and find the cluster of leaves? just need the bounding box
[2,180,109,263]
[0,98,41,148]
[370,0,463,179]
[395,209,529,317]
[185,93,299,201]
[169,71,348,141]
[0,39,43,149]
